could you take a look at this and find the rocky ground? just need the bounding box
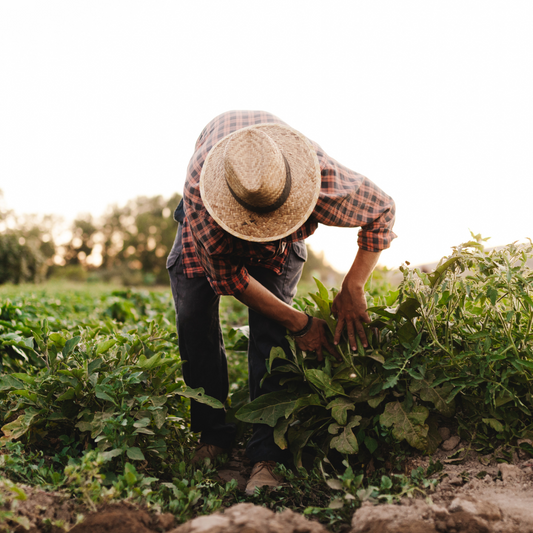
[2,434,533,533]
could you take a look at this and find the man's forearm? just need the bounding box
[342,248,381,291]
[235,276,308,333]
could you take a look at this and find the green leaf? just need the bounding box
[1,410,40,441]
[410,380,456,417]
[397,322,418,345]
[12,390,38,402]
[101,448,124,461]
[236,391,302,427]
[330,416,361,454]
[512,359,533,370]
[309,290,336,335]
[364,435,378,454]
[266,346,289,374]
[483,418,505,432]
[177,386,224,409]
[152,408,168,430]
[380,476,393,490]
[428,256,461,287]
[133,417,150,428]
[126,447,145,461]
[10,373,36,386]
[75,421,93,432]
[326,397,356,425]
[380,401,429,451]
[368,393,387,409]
[151,396,168,408]
[328,498,344,509]
[57,388,76,401]
[329,422,342,435]
[273,416,292,450]
[95,385,116,405]
[0,375,25,390]
[305,369,345,398]
[137,353,162,371]
[62,336,81,357]
[326,479,344,490]
[396,298,421,320]
[314,277,330,302]
[486,287,498,306]
[368,351,385,364]
[95,339,116,355]
[386,290,400,306]
[88,357,103,374]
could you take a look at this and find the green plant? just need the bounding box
[0,292,222,470]
[236,236,533,464]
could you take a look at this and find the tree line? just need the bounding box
[0,191,181,285]
[0,191,342,287]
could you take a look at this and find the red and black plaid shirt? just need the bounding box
[181,110,396,295]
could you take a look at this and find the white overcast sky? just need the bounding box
[1,1,532,272]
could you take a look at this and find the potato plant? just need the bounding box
[236,237,533,464]
[0,290,222,470]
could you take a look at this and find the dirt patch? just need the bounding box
[3,437,533,533]
[351,434,533,533]
[69,503,175,533]
[168,502,328,533]
[0,481,81,532]
[216,447,251,491]
[0,484,175,533]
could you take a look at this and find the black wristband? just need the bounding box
[290,313,314,338]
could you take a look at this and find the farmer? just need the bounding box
[166,110,396,495]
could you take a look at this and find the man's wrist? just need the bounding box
[289,313,313,337]
[286,311,309,333]
[341,279,366,293]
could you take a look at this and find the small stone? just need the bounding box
[157,513,176,529]
[523,467,533,475]
[483,474,492,483]
[441,435,461,451]
[449,497,477,514]
[499,463,522,482]
[449,495,502,521]
[432,505,449,520]
[449,474,463,486]
[438,427,451,441]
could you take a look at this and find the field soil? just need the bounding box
[2,438,533,533]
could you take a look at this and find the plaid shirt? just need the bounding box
[181,110,396,295]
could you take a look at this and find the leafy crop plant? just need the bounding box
[236,236,533,465]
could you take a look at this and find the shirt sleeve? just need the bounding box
[311,145,397,252]
[185,183,252,295]
[190,226,251,295]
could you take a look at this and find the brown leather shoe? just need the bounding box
[191,443,228,464]
[245,461,284,495]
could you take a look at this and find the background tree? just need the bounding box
[62,215,98,266]
[98,193,182,284]
[0,190,57,284]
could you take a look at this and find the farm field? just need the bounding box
[1,238,533,532]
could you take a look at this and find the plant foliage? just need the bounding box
[236,237,533,463]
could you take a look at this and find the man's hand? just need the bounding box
[331,248,381,351]
[293,318,340,362]
[332,286,371,350]
[236,277,341,362]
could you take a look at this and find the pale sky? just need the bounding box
[1,1,532,272]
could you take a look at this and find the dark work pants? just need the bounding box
[167,225,306,464]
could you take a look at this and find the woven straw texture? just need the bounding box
[200,123,321,242]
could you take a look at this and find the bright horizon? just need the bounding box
[1,1,532,273]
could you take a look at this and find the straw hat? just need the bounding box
[199,124,321,242]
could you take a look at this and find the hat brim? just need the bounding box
[200,123,321,242]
